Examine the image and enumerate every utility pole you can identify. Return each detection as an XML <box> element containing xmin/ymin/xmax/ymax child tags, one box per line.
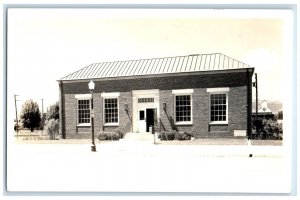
<box><xmin>14</xmin><ymin>94</ymin><xmax>19</xmax><ymax>138</ymax></box>
<box><xmin>255</xmin><ymin>73</ymin><xmax>258</xmax><ymax>121</ymax></box>
<box><xmin>252</xmin><ymin>73</ymin><xmax>258</xmax><ymax>139</ymax></box>
<box><xmin>41</xmin><ymin>98</ymin><xmax>44</xmax><ymax>115</ymax></box>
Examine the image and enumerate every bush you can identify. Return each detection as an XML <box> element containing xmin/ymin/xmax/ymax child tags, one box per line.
<box><xmin>252</xmin><ymin>119</ymin><xmax>283</xmax><ymax>140</ymax></box>
<box><xmin>166</xmin><ymin>130</ymin><xmax>176</xmax><ymax>140</ymax></box>
<box><xmin>98</xmin><ymin>132</ymin><xmax>109</xmax><ymax>140</ymax></box>
<box><xmin>158</xmin><ymin>131</ymin><xmax>166</xmax><ymax>140</ymax></box>
<box><xmin>159</xmin><ymin>130</ymin><xmax>193</xmax><ymax>141</ymax></box>
<box><xmin>263</xmin><ymin>119</ymin><xmax>283</xmax><ymax>139</ymax></box>
<box><xmin>98</xmin><ymin>131</ymin><xmax>120</xmax><ymax>141</ymax></box>
<box><xmin>114</xmin><ymin>128</ymin><xmax>125</xmax><ymax>139</ymax></box>
<box><xmin>176</xmin><ymin>132</ymin><xmax>186</xmax><ymax>140</ymax></box>
<box><xmin>44</xmin><ymin>119</ymin><xmax>59</xmax><ymax>139</ymax></box>
<box><xmin>111</xmin><ymin>132</ymin><xmax>120</xmax><ymax>140</ymax></box>
<box><xmin>184</xmin><ymin>130</ymin><xmax>194</xmax><ymax>140</ymax></box>
<box><xmin>159</xmin><ymin>130</ymin><xmax>175</xmax><ymax>141</ymax></box>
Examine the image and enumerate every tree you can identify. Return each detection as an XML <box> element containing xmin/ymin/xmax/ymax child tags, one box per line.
<box><xmin>44</xmin><ymin>119</ymin><xmax>59</xmax><ymax>139</ymax></box>
<box><xmin>277</xmin><ymin>110</ymin><xmax>283</xmax><ymax>120</ymax></box>
<box><xmin>46</xmin><ymin>102</ymin><xmax>59</xmax><ymax>120</ymax></box>
<box><xmin>39</xmin><ymin>113</ymin><xmax>47</xmax><ymax>130</ymax></box>
<box><xmin>20</xmin><ymin>99</ymin><xmax>41</xmax><ymax>132</ymax></box>
<box><xmin>44</xmin><ymin>102</ymin><xmax>60</xmax><ymax>139</ymax></box>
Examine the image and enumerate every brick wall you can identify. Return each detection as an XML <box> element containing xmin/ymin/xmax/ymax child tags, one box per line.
<box><xmin>63</xmin><ymin>71</ymin><xmax>248</xmax><ymax>94</ymax></box>
<box><xmin>158</xmin><ymin>86</ymin><xmax>247</xmax><ymax>138</ymax></box>
<box><xmin>61</xmin><ymin>70</ymin><xmax>251</xmax><ymax>138</ymax></box>
<box><xmin>63</xmin><ymin>92</ymin><xmax>132</xmax><ymax>139</ymax></box>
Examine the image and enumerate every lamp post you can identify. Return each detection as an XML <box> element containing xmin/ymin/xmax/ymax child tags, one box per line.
<box><xmin>88</xmin><ymin>80</ymin><xmax>96</xmax><ymax>152</ymax></box>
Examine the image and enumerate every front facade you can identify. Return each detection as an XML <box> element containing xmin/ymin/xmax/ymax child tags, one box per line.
<box><xmin>58</xmin><ymin>53</ymin><xmax>254</xmax><ymax>139</ymax></box>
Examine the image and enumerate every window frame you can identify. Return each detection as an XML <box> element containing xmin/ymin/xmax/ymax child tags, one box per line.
<box><xmin>172</xmin><ymin>89</ymin><xmax>193</xmax><ymax>125</ymax></box>
<box><xmin>101</xmin><ymin>92</ymin><xmax>120</xmax><ymax>126</ymax></box>
<box><xmin>76</xmin><ymin>96</ymin><xmax>92</xmax><ymax>127</ymax></box>
<box><xmin>209</xmin><ymin>92</ymin><xmax>229</xmax><ymax>125</ymax></box>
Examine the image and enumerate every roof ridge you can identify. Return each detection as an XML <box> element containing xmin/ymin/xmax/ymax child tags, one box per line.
<box><xmin>94</xmin><ymin>53</ymin><xmax>223</xmax><ymax>64</ymax></box>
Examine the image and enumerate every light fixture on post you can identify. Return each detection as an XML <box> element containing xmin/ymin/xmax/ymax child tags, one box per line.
<box><xmin>88</xmin><ymin>80</ymin><xmax>96</xmax><ymax>152</ymax></box>
<box><xmin>124</xmin><ymin>103</ymin><xmax>128</xmax><ymax>112</ymax></box>
<box><xmin>163</xmin><ymin>102</ymin><xmax>167</xmax><ymax>110</ymax></box>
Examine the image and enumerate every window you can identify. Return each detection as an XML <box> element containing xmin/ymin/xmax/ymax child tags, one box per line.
<box><xmin>104</xmin><ymin>98</ymin><xmax>119</xmax><ymax>124</ymax></box>
<box><xmin>139</xmin><ymin>110</ymin><xmax>145</xmax><ymax>120</ymax></box>
<box><xmin>210</xmin><ymin>93</ymin><xmax>227</xmax><ymax>123</ymax></box>
<box><xmin>78</xmin><ymin>99</ymin><xmax>90</xmax><ymax>125</ymax></box>
<box><xmin>175</xmin><ymin>95</ymin><xmax>192</xmax><ymax>123</ymax></box>
<box><xmin>138</xmin><ymin>98</ymin><xmax>154</xmax><ymax>103</ymax></box>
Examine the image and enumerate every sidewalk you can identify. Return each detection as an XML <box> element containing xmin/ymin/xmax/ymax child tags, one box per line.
<box><xmin>8</xmin><ymin>134</ymin><xmax>288</xmax><ymax>193</ymax></box>
<box><xmin>13</xmin><ymin>133</ymin><xmax>284</xmax><ymax>158</ymax></box>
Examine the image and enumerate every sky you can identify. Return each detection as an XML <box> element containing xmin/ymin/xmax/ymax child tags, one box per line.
<box><xmin>7</xmin><ymin>9</ymin><xmax>293</xmax><ymax>115</ymax></box>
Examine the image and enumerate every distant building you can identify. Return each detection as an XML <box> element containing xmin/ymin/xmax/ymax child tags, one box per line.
<box><xmin>58</xmin><ymin>53</ymin><xmax>254</xmax><ymax>139</ymax></box>
<box><xmin>252</xmin><ymin>100</ymin><xmax>275</xmax><ymax>120</ymax></box>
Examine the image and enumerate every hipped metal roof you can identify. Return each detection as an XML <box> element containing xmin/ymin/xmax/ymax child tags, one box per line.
<box><xmin>60</xmin><ymin>53</ymin><xmax>253</xmax><ymax>81</ymax></box>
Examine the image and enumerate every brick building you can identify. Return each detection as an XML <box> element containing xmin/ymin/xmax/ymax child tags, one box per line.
<box><xmin>58</xmin><ymin>53</ymin><xmax>254</xmax><ymax>139</ymax></box>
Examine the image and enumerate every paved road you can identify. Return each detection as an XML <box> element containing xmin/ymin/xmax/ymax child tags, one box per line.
<box><xmin>7</xmin><ymin>140</ymin><xmax>290</xmax><ymax>193</ymax></box>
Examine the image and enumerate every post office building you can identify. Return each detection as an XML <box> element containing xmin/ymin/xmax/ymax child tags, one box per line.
<box><xmin>58</xmin><ymin>53</ymin><xmax>254</xmax><ymax>139</ymax></box>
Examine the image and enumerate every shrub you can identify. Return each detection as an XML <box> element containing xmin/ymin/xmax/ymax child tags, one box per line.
<box><xmin>98</xmin><ymin>131</ymin><xmax>120</xmax><ymax>141</ymax></box>
<box><xmin>111</xmin><ymin>132</ymin><xmax>120</xmax><ymax>140</ymax></box>
<box><xmin>184</xmin><ymin>130</ymin><xmax>194</xmax><ymax>140</ymax></box>
<box><xmin>166</xmin><ymin>130</ymin><xmax>176</xmax><ymax>140</ymax></box>
<box><xmin>252</xmin><ymin>119</ymin><xmax>283</xmax><ymax>140</ymax></box>
<box><xmin>159</xmin><ymin>130</ymin><xmax>193</xmax><ymax>140</ymax></box>
<box><xmin>174</xmin><ymin>131</ymin><xmax>194</xmax><ymax>140</ymax></box>
<box><xmin>176</xmin><ymin>132</ymin><xmax>186</xmax><ymax>140</ymax></box>
<box><xmin>98</xmin><ymin>132</ymin><xmax>108</xmax><ymax>140</ymax></box>
<box><xmin>159</xmin><ymin>130</ymin><xmax>175</xmax><ymax>140</ymax></box>
<box><xmin>263</xmin><ymin>119</ymin><xmax>283</xmax><ymax>140</ymax></box>
<box><xmin>114</xmin><ymin>128</ymin><xmax>125</xmax><ymax>139</ymax></box>
<box><xmin>158</xmin><ymin>131</ymin><xmax>166</xmax><ymax>140</ymax></box>
<box><xmin>44</xmin><ymin>119</ymin><xmax>59</xmax><ymax>139</ymax></box>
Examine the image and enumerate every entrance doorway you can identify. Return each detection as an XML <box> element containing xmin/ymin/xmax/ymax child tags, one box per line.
<box><xmin>138</xmin><ymin>108</ymin><xmax>156</xmax><ymax>133</ymax></box>
<box><xmin>146</xmin><ymin>109</ymin><xmax>155</xmax><ymax>132</ymax></box>
<box><xmin>132</xmin><ymin>89</ymin><xmax>160</xmax><ymax>133</ymax></box>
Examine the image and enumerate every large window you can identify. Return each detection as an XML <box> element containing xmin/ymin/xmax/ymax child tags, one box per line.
<box><xmin>210</xmin><ymin>93</ymin><xmax>227</xmax><ymax>123</ymax></box>
<box><xmin>104</xmin><ymin>98</ymin><xmax>119</xmax><ymax>124</ymax></box>
<box><xmin>175</xmin><ymin>95</ymin><xmax>192</xmax><ymax>123</ymax></box>
<box><xmin>78</xmin><ymin>99</ymin><xmax>91</xmax><ymax>125</ymax></box>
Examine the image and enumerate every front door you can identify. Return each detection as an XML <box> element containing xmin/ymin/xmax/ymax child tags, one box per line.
<box><xmin>146</xmin><ymin>109</ymin><xmax>155</xmax><ymax>132</ymax></box>
<box><xmin>138</xmin><ymin>110</ymin><xmax>146</xmax><ymax>133</ymax></box>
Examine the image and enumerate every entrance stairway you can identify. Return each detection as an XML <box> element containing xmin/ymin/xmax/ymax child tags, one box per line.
<box><xmin>124</xmin><ymin>132</ymin><xmax>154</xmax><ymax>141</ymax></box>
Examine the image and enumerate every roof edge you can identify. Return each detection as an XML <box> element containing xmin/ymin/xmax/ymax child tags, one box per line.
<box><xmin>57</xmin><ymin>67</ymin><xmax>254</xmax><ymax>83</ymax></box>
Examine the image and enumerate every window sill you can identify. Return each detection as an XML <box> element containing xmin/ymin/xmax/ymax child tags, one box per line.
<box><xmin>209</xmin><ymin>122</ymin><xmax>228</xmax><ymax>125</ymax></box>
<box><xmin>77</xmin><ymin>124</ymin><xmax>91</xmax><ymax>127</ymax></box>
<box><xmin>104</xmin><ymin>123</ymin><xmax>119</xmax><ymax>127</ymax></box>
<box><xmin>175</xmin><ymin>122</ymin><xmax>193</xmax><ymax>126</ymax></box>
